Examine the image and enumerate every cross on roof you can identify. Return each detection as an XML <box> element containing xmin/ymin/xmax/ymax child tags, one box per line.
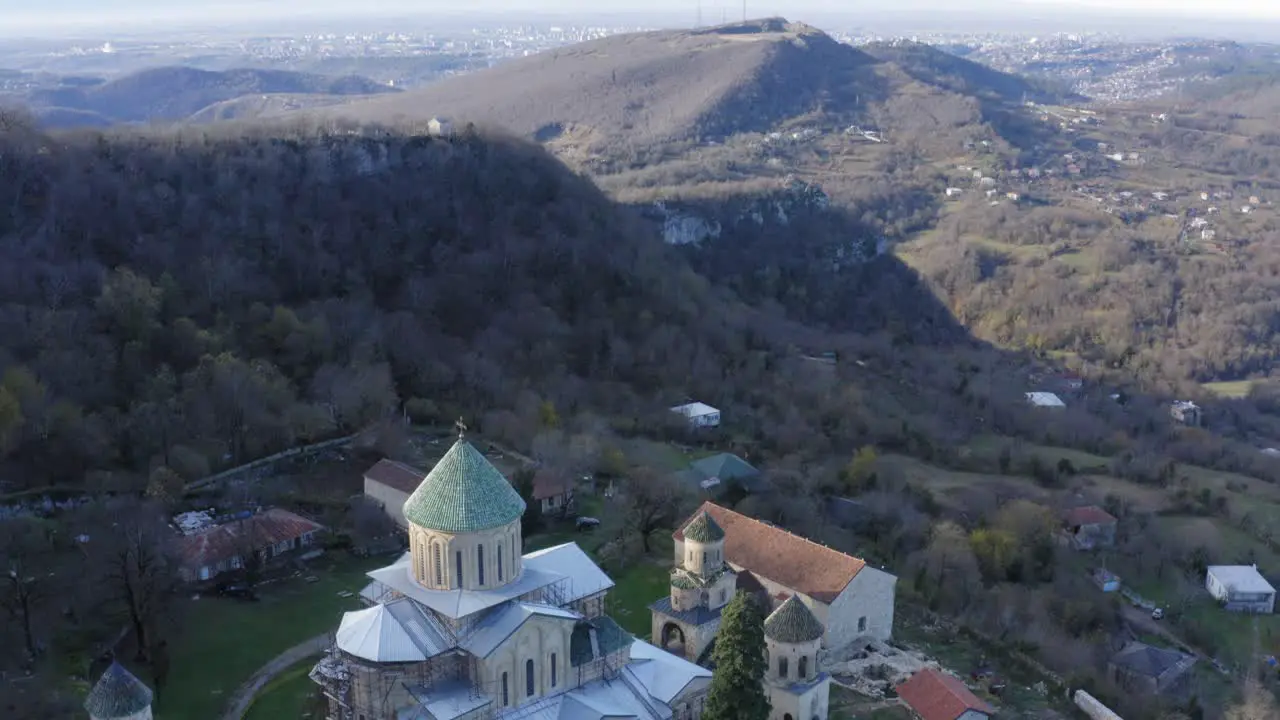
<box><xmin>455</xmin><ymin>417</ymin><xmax>468</xmax><ymax>439</ymax></box>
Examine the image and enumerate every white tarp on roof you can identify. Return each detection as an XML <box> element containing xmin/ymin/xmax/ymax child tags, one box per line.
<box><xmin>523</xmin><ymin>543</ymin><xmax>615</xmax><ymax>603</ymax></box>
<box><xmin>337</xmin><ymin>603</ymin><xmax>433</xmax><ymax>663</ymax></box>
<box><xmin>460</xmin><ymin>602</ymin><xmax>581</xmax><ymax>658</ymax></box>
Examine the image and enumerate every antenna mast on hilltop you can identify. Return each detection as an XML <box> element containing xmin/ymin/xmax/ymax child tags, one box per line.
<box><xmin>743</xmin><ymin>0</ymin><xmax>747</xmax><ymax>21</ymax></box>
<box><xmin>696</xmin><ymin>0</ymin><xmax>702</xmax><ymax>27</ymax></box>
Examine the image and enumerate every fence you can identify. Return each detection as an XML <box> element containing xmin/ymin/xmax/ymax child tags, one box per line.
<box><xmin>184</xmin><ymin>433</ymin><xmax>361</xmax><ymax>493</ymax></box>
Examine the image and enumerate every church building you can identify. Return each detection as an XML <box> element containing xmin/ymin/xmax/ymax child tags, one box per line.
<box><xmin>651</xmin><ymin>503</ymin><xmax>897</xmax><ymax>720</ymax></box>
<box><xmin>310</xmin><ymin>428</ymin><xmax>712</xmax><ymax>720</ymax></box>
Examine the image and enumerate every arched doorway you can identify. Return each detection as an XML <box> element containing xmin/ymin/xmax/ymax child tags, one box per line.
<box><xmin>660</xmin><ymin>622</ymin><xmax>686</xmax><ymax>655</ymax></box>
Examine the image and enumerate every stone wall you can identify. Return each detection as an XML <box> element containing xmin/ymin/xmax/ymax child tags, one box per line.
<box><xmin>827</xmin><ymin>566</ymin><xmax>897</xmax><ymax>648</ymax></box>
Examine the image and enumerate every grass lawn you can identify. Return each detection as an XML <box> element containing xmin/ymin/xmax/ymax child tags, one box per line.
<box><xmin>156</xmin><ymin>553</ymin><xmax>382</xmax><ymax>720</ymax></box>
<box><xmin>243</xmin><ymin>654</ymin><xmax>324</xmax><ymax>720</ymax></box>
<box><xmin>1203</xmin><ymin>380</ymin><xmax>1255</xmax><ymax>398</ymax></box>
<box><xmin>607</xmin><ymin>561</ymin><xmax>672</xmax><ymax>638</ymax></box>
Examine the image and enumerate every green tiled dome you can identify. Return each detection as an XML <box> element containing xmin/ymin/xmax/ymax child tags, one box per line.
<box><xmin>403</xmin><ymin>439</ymin><xmax>526</xmax><ymax>533</ymax></box>
<box><xmin>683</xmin><ymin>510</ymin><xmax>725</xmax><ymax>543</ymax></box>
<box><xmin>84</xmin><ymin>663</ymin><xmax>153</xmax><ymax>718</ymax></box>
<box><xmin>764</xmin><ymin>596</ymin><xmax>825</xmax><ymax>644</ymax></box>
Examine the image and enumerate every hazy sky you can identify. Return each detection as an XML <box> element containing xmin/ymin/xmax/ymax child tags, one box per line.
<box><xmin>3</xmin><ymin>0</ymin><xmax>1280</xmax><ymax>35</ymax></box>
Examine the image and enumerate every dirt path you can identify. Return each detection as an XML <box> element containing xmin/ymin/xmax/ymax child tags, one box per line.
<box><xmin>221</xmin><ymin>634</ymin><xmax>330</xmax><ymax>720</ymax></box>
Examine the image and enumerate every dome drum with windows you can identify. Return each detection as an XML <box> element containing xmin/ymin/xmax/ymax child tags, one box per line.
<box><xmin>403</xmin><ymin>429</ymin><xmax>528</xmax><ymax>592</ymax></box>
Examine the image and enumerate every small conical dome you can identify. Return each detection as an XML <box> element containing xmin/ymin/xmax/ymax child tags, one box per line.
<box><xmin>84</xmin><ymin>662</ymin><xmax>153</xmax><ymax>719</ymax></box>
<box><xmin>683</xmin><ymin>510</ymin><xmax>725</xmax><ymax>543</ymax></box>
<box><xmin>402</xmin><ymin>438</ymin><xmax>526</xmax><ymax>533</ymax></box>
<box><xmin>764</xmin><ymin>596</ymin><xmax>825</xmax><ymax>644</ymax></box>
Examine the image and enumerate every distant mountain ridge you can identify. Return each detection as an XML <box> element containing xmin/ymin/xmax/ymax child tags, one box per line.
<box><xmin>859</xmin><ymin>39</ymin><xmax>1083</xmax><ymax>105</ymax></box>
<box><xmin>323</xmin><ymin>18</ymin><xmax>886</xmax><ymax>152</ymax></box>
<box><xmin>24</xmin><ymin>66</ymin><xmax>399</xmax><ymax>127</ymax></box>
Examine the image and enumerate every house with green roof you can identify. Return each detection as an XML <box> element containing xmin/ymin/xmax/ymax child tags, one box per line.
<box><xmin>677</xmin><ymin>452</ymin><xmax>762</xmax><ymax>494</ymax></box>
<box><xmin>314</xmin><ymin>431</ymin><xmax>714</xmax><ymax>720</ymax></box>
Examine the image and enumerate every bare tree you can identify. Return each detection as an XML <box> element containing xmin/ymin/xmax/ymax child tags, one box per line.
<box><xmin>91</xmin><ymin>501</ymin><xmax>178</xmax><ymax>662</ymax></box>
<box><xmin>0</xmin><ymin>518</ymin><xmax>58</xmax><ymax>663</ymax></box>
<box><xmin>620</xmin><ymin>467</ymin><xmax>689</xmax><ymax>554</ymax></box>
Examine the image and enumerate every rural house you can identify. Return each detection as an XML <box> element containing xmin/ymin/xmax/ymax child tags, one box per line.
<box><xmin>1205</xmin><ymin>564</ymin><xmax>1276</xmax><ymax>613</ymax></box>
<box><xmin>653</xmin><ymin>502</ymin><xmax>896</xmax><ymax>663</ymax></box>
<box><xmin>670</xmin><ymin>401</ymin><xmax>721</xmax><ymax>428</ymax></box>
<box><xmin>677</xmin><ymin>452</ymin><xmax>761</xmax><ymax>493</ymax></box>
<box><xmin>896</xmin><ymin>668</ymin><xmax>993</xmax><ymax>720</ymax></box>
<box><xmin>174</xmin><ymin>508</ymin><xmax>324</xmax><ymax>583</ymax></box>
<box><xmin>531</xmin><ymin>469</ymin><xmax>574</xmax><ymax>515</ymax></box>
<box><xmin>427</xmin><ymin>116</ymin><xmax>454</xmax><ymax>137</ymax></box>
<box><xmin>1171</xmin><ymin>400</ymin><xmax>1202</xmax><ymax>427</ymax></box>
<box><xmin>363</xmin><ymin>458</ymin><xmax>425</xmax><ymax>528</ymax></box>
<box><xmin>1108</xmin><ymin>642</ymin><xmax>1196</xmax><ymax>695</ymax></box>
<box><xmin>1061</xmin><ymin>505</ymin><xmax>1118</xmax><ymax>550</ymax></box>
<box><xmin>1025</xmin><ymin>391</ymin><xmax>1066</xmax><ymax>408</ymax></box>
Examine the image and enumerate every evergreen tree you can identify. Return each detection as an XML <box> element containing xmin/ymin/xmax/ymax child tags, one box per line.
<box><xmin>702</xmin><ymin>591</ymin><xmax>770</xmax><ymax>720</ymax></box>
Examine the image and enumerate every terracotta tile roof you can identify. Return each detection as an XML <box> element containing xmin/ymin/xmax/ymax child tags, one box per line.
<box><xmin>174</xmin><ymin>508</ymin><xmax>324</xmax><ymax>571</ymax></box>
<box><xmin>531</xmin><ymin>470</ymin><xmax>573</xmax><ymax>500</ymax></box>
<box><xmin>364</xmin><ymin>458</ymin><xmax>426</xmax><ymax>494</ymax></box>
<box><xmin>896</xmin><ymin>668</ymin><xmax>994</xmax><ymax>720</ymax></box>
<box><xmin>1062</xmin><ymin>505</ymin><xmax>1117</xmax><ymax>527</ymax></box>
<box><xmin>673</xmin><ymin>502</ymin><xmax>865</xmax><ymax>603</ymax></box>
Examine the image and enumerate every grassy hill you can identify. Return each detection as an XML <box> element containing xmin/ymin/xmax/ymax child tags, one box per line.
<box><xmin>328</xmin><ymin>18</ymin><xmax>884</xmax><ymax>153</ymax></box>
<box><xmin>26</xmin><ymin>66</ymin><xmax>398</xmax><ymax>127</ymax></box>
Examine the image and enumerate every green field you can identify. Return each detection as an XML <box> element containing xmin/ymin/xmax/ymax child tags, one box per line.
<box><xmin>156</xmin><ymin>554</ymin><xmax>380</xmax><ymax>720</ymax></box>
<box><xmin>243</xmin><ymin>655</ymin><xmax>324</xmax><ymax>720</ymax></box>
<box><xmin>1203</xmin><ymin>380</ymin><xmax>1256</xmax><ymax>398</ymax></box>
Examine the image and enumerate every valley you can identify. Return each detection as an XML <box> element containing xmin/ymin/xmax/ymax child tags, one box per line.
<box><xmin>5</xmin><ymin>12</ymin><xmax>1280</xmax><ymax>720</ymax></box>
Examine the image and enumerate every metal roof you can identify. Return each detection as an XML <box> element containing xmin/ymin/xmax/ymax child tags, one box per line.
<box><xmin>366</xmin><ymin>556</ymin><xmax>565</xmax><ymax>620</ymax></box>
<box><xmin>335</xmin><ymin>600</ymin><xmax>449</xmax><ymax>663</ymax></box>
<box><xmin>1025</xmin><ymin>391</ymin><xmax>1066</xmax><ymax>408</ymax></box>
<box><xmin>1208</xmin><ymin>565</ymin><xmax>1277</xmax><ymax>595</ymax></box>
<box><xmin>459</xmin><ymin>602</ymin><xmax>581</xmax><ymax>658</ymax></box>
<box><xmin>523</xmin><ymin>542</ymin><xmax>615</xmax><ymax>603</ymax></box>
<box><xmin>84</xmin><ymin>662</ymin><xmax>153</xmax><ymax>719</ymax></box>
<box><xmin>670</xmin><ymin>402</ymin><xmax>719</xmax><ymax>417</ymax></box>
<box><xmin>402</xmin><ymin>438</ymin><xmax>526</xmax><ymax>533</ymax></box>
<box><xmin>626</xmin><ymin>639</ymin><xmax>712</xmax><ymax>704</ymax></box>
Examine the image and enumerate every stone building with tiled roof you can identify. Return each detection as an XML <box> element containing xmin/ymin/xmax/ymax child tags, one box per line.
<box><xmin>312</xmin><ymin>428</ymin><xmax>712</xmax><ymax>720</ymax></box>
<box><xmin>363</xmin><ymin>458</ymin><xmax>427</xmax><ymax>528</ymax></box>
<box><xmin>173</xmin><ymin>507</ymin><xmax>324</xmax><ymax>583</ymax></box>
<box><xmin>763</xmin><ymin>597</ymin><xmax>831</xmax><ymax>720</ymax></box>
<box><xmin>654</xmin><ymin>502</ymin><xmax>897</xmax><ymax>665</ymax></box>
<box><xmin>85</xmin><ymin>662</ymin><xmax>153</xmax><ymax>720</ymax></box>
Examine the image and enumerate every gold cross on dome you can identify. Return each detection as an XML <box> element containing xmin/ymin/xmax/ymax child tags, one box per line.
<box><xmin>455</xmin><ymin>417</ymin><xmax>468</xmax><ymax>438</ymax></box>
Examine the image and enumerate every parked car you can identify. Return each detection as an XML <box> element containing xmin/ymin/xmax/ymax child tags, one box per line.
<box><xmin>575</xmin><ymin>516</ymin><xmax>601</xmax><ymax>532</ymax></box>
<box><xmin>217</xmin><ymin>583</ymin><xmax>259</xmax><ymax>602</ymax></box>
<box><xmin>1151</xmin><ymin>607</ymin><xmax>1164</xmax><ymax>620</ymax></box>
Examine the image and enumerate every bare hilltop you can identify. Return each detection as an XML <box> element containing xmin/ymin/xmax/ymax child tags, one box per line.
<box><xmin>327</xmin><ymin>19</ymin><xmax>885</xmax><ymax>150</ymax></box>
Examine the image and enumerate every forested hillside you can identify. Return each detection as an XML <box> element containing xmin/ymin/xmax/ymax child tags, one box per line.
<box><xmin>0</xmin><ymin>112</ymin><xmax>1055</xmax><ymax>494</ymax></box>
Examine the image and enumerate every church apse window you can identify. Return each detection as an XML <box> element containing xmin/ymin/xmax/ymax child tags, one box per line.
<box><xmin>778</xmin><ymin>656</ymin><xmax>788</xmax><ymax>678</ymax></box>
<box><xmin>502</xmin><ymin>672</ymin><xmax>509</xmax><ymax>706</ymax></box>
<box><xmin>456</xmin><ymin>550</ymin><xmax>464</xmax><ymax>587</ymax></box>
<box><xmin>526</xmin><ymin>658</ymin><xmax>535</xmax><ymax>697</ymax></box>
<box><xmin>551</xmin><ymin>653</ymin><xmax>557</xmax><ymax>687</ymax></box>
<box><xmin>798</xmin><ymin>655</ymin><xmax>808</xmax><ymax>679</ymax></box>
<box><xmin>478</xmin><ymin>543</ymin><xmax>485</xmax><ymax>585</ymax></box>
